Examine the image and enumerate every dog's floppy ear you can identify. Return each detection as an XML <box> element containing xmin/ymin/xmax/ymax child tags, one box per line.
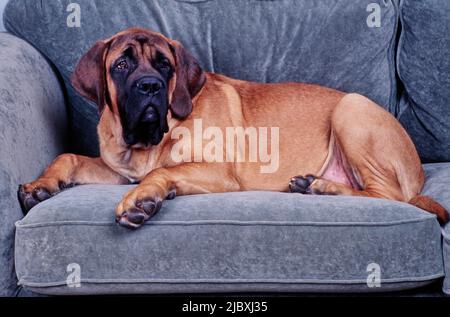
<box><xmin>71</xmin><ymin>40</ymin><xmax>111</xmax><ymax>114</ymax></box>
<box><xmin>169</xmin><ymin>40</ymin><xmax>206</xmax><ymax>119</ymax></box>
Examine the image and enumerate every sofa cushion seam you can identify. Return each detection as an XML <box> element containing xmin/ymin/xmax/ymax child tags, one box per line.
<box><xmin>18</xmin><ymin>273</ymin><xmax>445</xmax><ymax>288</ymax></box>
<box><xmin>15</xmin><ymin>216</ymin><xmax>438</xmax><ymax>229</ymax></box>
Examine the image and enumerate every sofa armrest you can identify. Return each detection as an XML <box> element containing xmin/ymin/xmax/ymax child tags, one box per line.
<box><xmin>0</xmin><ymin>33</ymin><xmax>67</xmax><ymax>296</ymax></box>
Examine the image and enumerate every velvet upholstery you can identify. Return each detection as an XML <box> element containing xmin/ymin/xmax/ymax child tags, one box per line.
<box><xmin>397</xmin><ymin>0</ymin><xmax>450</xmax><ymax>162</ymax></box>
<box><xmin>422</xmin><ymin>163</ymin><xmax>450</xmax><ymax>294</ymax></box>
<box><xmin>443</xmin><ymin>224</ymin><xmax>450</xmax><ymax>295</ymax></box>
<box><xmin>0</xmin><ymin>33</ymin><xmax>67</xmax><ymax>296</ymax></box>
<box><xmin>15</xmin><ymin>180</ymin><xmax>445</xmax><ymax>295</ymax></box>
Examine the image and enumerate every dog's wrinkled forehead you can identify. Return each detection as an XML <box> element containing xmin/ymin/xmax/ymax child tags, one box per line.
<box><xmin>106</xmin><ymin>30</ymin><xmax>175</xmax><ymax>66</ymax></box>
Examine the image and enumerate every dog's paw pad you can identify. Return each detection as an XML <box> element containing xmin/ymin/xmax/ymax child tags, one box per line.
<box><xmin>166</xmin><ymin>189</ymin><xmax>176</xmax><ymax>200</ymax></box>
<box><xmin>289</xmin><ymin>174</ymin><xmax>316</xmax><ymax>194</ymax></box>
<box><xmin>17</xmin><ymin>185</ymin><xmax>52</xmax><ymax>214</ymax></box>
<box><xmin>116</xmin><ymin>196</ymin><xmax>163</xmax><ymax>229</ymax></box>
<box><xmin>116</xmin><ymin>208</ymin><xmax>148</xmax><ymax>229</ymax></box>
<box><xmin>135</xmin><ymin>198</ymin><xmax>161</xmax><ymax>217</ymax></box>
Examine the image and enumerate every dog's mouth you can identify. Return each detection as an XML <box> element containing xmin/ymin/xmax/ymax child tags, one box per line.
<box><xmin>123</xmin><ymin>103</ymin><xmax>168</xmax><ymax>147</ymax></box>
<box><xmin>140</xmin><ymin>105</ymin><xmax>159</xmax><ymax>124</ymax></box>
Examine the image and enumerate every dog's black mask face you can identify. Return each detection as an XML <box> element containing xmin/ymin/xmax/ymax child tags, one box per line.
<box><xmin>109</xmin><ymin>35</ymin><xmax>174</xmax><ymax>147</ymax></box>
<box><xmin>71</xmin><ymin>28</ymin><xmax>206</xmax><ymax>148</ymax></box>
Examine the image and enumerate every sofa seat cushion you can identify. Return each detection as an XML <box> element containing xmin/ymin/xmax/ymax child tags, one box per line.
<box><xmin>443</xmin><ymin>225</ymin><xmax>450</xmax><ymax>295</ymax></box>
<box><xmin>15</xmin><ymin>177</ymin><xmax>445</xmax><ymax>295</ymax></box>
<box><xmin>422</xmin><ymin>163</ymin><xmax>450</xmax><ymax>294</ymax></box>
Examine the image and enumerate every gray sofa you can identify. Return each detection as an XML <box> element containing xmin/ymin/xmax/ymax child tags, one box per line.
<box><xmin>1</xmin><ymin>0</ymin><xmax>449</xmax><ymax>296</ymax></box>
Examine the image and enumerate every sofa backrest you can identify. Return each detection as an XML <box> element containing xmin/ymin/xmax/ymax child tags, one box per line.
<box><xmin>0</xmin><ymin>0</ymin><xmax>7</xmax><ymax>32</ymax></box>
<box><xmin>5</xmin><ymin>0</ymin><xmax>445</xmax><ymax>163</ymax></box>
<box><xmin>396</xmin><ymin>0</ymin><xmax>450</xmax><ymax>163</ymax></box>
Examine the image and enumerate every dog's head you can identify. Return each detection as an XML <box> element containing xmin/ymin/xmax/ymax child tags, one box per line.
<box><xmin>71</xmin><ymin>28</ymin><xmax>206</xmax><ymax>147</ymax></box>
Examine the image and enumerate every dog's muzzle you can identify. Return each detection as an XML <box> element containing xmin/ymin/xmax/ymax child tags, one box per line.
<box><xmin>140</xmin><ymin>106</ymin><xmax>159</xmax><ymax>123</ymax></box>
<box><xmin>122</xmin><ymin>76</ymin><xmax>169</xmax><ymax>146</ymax></box>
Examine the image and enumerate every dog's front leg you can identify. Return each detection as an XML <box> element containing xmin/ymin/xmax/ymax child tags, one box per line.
<box><xmin>116</xmin><ymin>163</ymin><xmax>240</xmax><ymax>228</ymax></box>
<box><xmin>18</xmin><ymin>154</ymin><xmax>129</xmax><ymax>213</ymax></box>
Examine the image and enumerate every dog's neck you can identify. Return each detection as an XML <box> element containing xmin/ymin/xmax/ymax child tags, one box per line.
<box><xmin>97</xmin><ymin>107</ymin><xmax>180</xmax><ymax>183</ymax></box>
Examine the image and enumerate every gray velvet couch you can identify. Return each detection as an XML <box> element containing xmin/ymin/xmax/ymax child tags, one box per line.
<box><xmin>1</xmin><ymin>0</ymin><xmax>449</xmax><ymax>296</ymax></box>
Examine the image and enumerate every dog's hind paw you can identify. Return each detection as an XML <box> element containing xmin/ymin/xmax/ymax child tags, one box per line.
<box><xmin>289</xmin><ymin>174</ymin><xmax>316</xmax><ymax>194</ymax></box>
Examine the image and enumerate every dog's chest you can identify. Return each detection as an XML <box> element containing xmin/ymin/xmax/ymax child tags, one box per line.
<box><xmin>101</xmin><ymin>146</ymin><xmax>158</xmax><ymax>183</ymax></box>
<box><xmin>98</xmin><ymin>112</ymin><xmax>159</xmax><ymax>183</ymax></box>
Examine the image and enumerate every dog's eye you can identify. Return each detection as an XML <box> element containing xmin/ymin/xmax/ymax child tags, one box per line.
<box><xmin>158</xmin><ymin>58</ymin><xmax>171</xmax><ymax>70</ymax></box>
<box><xmin>116</xmin><ymin>60</ymin><xmax>128</xmax><ymax>71</ymax></box>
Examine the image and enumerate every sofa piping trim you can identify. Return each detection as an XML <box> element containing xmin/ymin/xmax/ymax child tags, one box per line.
<box><xmin>15</xmin><ymin>216</ymin><xmax>438</xmax><ymax>229</ymax></box>
<box><xmin>17</xmin><ymin>273</ymin><xmax>445</xmax><ymax>288</ymax></box>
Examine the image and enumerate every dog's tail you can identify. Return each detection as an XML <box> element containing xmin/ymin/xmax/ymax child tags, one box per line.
<box><xmin>408</xmin><ymin>195</ymin><xmax>449</xmax><ymax>224</ymax></box>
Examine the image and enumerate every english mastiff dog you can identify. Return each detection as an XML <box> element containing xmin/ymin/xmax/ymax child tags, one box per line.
<box><xmin>18</xmin><ymin>28</ymin><xmax>448</xmax><ymax>228</ymax></box>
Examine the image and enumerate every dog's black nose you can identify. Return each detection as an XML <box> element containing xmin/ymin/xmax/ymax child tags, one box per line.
<box><xmin>136</xmin><ymin>77</ymin><xmax>162</xmax><ymax>96</ymax></box>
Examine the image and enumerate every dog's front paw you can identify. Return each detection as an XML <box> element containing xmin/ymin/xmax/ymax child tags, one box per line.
<box><xmin>115</xmin><ymin>185</ymin><xmax>165</xmax><ymax>229</ymax></box>
<box><xmin>18</xmin><ymin>178</ymin><xmax>65</xmax><ymax>214</ymax></box>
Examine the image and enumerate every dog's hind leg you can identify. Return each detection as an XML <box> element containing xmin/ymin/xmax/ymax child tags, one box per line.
<box><xmin>290</xmin><ymin>93</ymin><xmax>449</xmax><ymax>223</ymax></box>
<box><xmin>289</xmin><ymin>172</ymin><xmax>448</xmax><ymax>224</ymax></box>
<box><xmin>290</xmin><ymin>174</ymin><xmax>397</xmax><ymax>198</ymax></box>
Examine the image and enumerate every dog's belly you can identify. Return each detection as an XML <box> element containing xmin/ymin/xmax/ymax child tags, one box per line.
<box><xmin>319</xmin><ymin>136</ymin><xmax>362</xmax><ymax>190</ymax></box>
